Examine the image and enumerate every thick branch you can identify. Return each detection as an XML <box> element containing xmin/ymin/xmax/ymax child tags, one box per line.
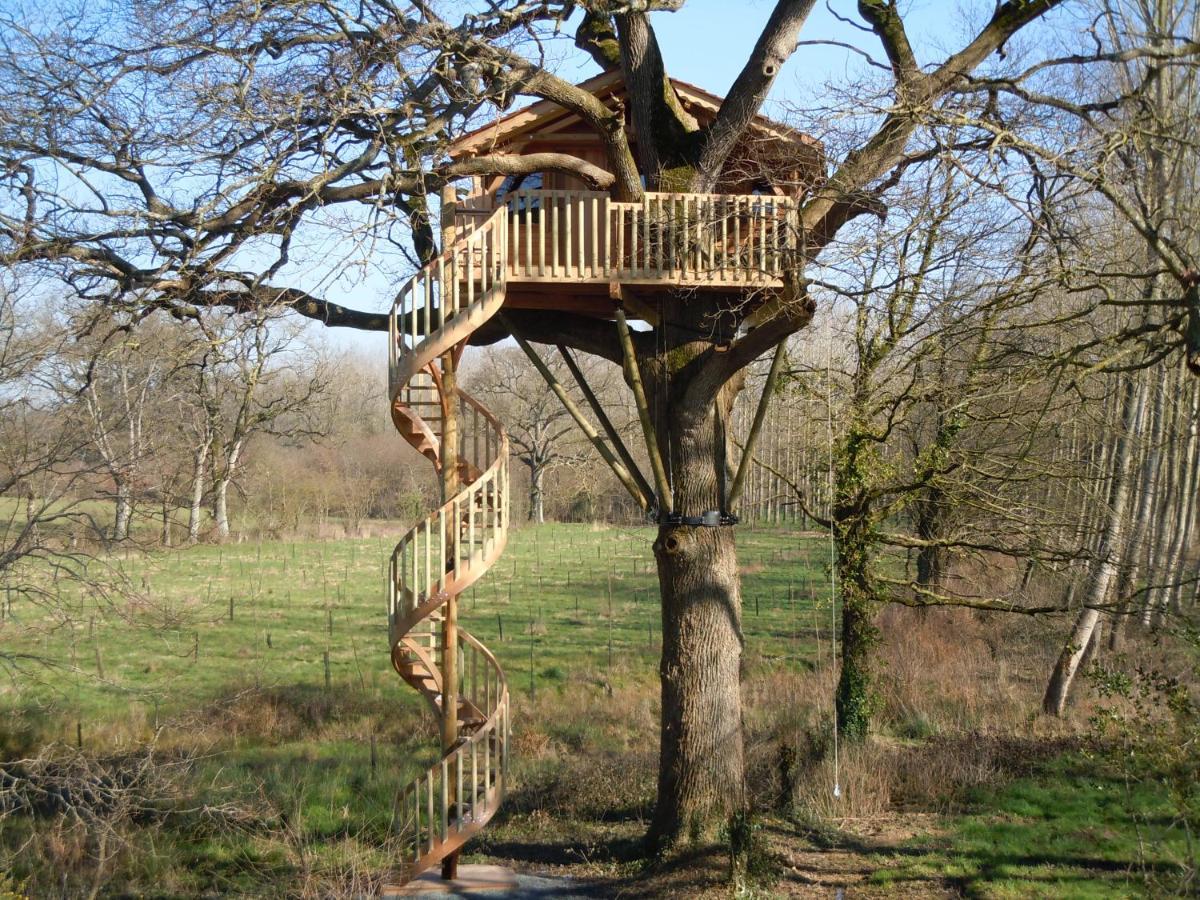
<box><xmin>167</xmin><ymin>284</ymin><xmax>389</xmax><ymax>331</ymax></box>
<box><xmin>857</xmin><ymin>1</ymin><xmax>918</xmax><ymax>84</ymax></box>
<box><xmin>696</xmin><ymin>0</ymin><xmax>818</xmax><ymax>187</ymax></box>
<box><xmin>575</xmin><ymin>11</ymin><xmax>622</xmax><ymax>72</ymax></box>
<box><xmin>615</xmin><ymin>10</ymin><xmax>699</xmax><ymax>187</ymax></box>
<box><xmin>465</xmin><ymin>36</ymin><xmax>643</xmax><ymax>199</ymax></box>
<box><xmin>692</xmin><ymin>279</ymin><xmax>815</xmax><ymax>397</ymax></box>
<box><xmin>801</xmin><ymin>0</ymin><xmax>1065</xmax><ymax>250</ymax></box>
<box><xmin>449</xmin><ymin>153</ymin><xmax>614</xmax><ymax>190</ymax></box>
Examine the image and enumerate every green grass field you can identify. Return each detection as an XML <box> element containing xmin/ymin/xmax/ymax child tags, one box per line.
<box><xmin>2</xmin><ymin>523</ymin><xmax>829</xmax><ymax>730</ymax></box>
<box><xmin>0</xmin><ymin>523</ymin><xmax>1190</xmax><ymax>897</ymax></box>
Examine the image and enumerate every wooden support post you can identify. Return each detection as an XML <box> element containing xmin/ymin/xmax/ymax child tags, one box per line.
<box><xmin>615</xmin><ymin>285</ymin><xmax>661</xmax><ymax>327</ymax></box>
<box><xmin>438</xmin><ymin>347</ymin><xmax>460</xmax><ymax>882</ymax></box>
<box><xmin>613</xmin><ymin>305</ymin><xmax>673</xmax><ymax>516</ymax></box>
<box><xmin>556</xmin><ymin>344</ymin><xmax>656</xmax><ymax>507</ymax></box>
<box><xmin>505</xmin><ymin>320</ymin><xmax>651</xmax><ymax>512</ymax></box>
<box><xmin>729</xmin><ymin>342</ymin><xmax>786</xmax><ymax>509</ymax></box>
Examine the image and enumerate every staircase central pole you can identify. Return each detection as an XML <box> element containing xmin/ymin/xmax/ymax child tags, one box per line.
<box><xmin>439</xmin><ymin>185</ymin><xmax>461</xmax><ymax>882</ymax></box>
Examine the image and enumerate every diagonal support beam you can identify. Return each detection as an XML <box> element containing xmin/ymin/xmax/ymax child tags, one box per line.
<box><xmin>728</xmin><ymin>342</ymin><xmax>786</xmax><ymax>509</ymax></box>
<box><xmin>505</xmin><ymin>319</ymin><xmax>652</xmax><ymax>513</ymax></box>
<box><xmin>556</xmin><ymin>344</ymin><xmax>657</xmax><ymax>508</ymax></box>
<box><xmin>614</xmin><ymin>307</ymin><xmax>673</xmax><ymax>517</ymax></box>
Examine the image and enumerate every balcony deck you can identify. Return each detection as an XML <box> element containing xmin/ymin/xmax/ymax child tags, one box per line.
<box><xmin>457</xmin><ymin>189</ymin><xmax>798</xmax><ymax>295</ymax></box>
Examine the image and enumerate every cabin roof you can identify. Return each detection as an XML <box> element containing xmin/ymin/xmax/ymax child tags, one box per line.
<box><xmin>448</xmin><ymin>69</ymin><xmax>818</xmax><ymax>159</ymax></box>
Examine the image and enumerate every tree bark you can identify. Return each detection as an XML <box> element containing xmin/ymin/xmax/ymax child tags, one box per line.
<box><xmin>1043</xmin><ymin>373</ymin><xmax>1146</xmax><ymax>716</ymax></box>
<box><xmin>213</xmin><ymin>439</ymin><xmax>243</xmax><ymax>541</ymax></box>
<box><xmin>1164</xmin><ymin>380</ymin><xmax>1199</xmax><ymax>614</ymax></box>
<box><xmin>527</xmin><ymin>461</ymin><xmax>545</xmax><ymax>524</ymax></box>
<box><xmin>833</xmin><ymin>421</ymin><xmax>879</xmax><ymax>741</ymax></box>
<box><xmin>641</xmin><ymin>302</ymin><xmax>748</xmax><ymax>847</ymax></box>
<box><xmin>187</xmin><ymin>439</ymin><xmax>209</xmax><ymax>543</ymax></box>
<box><xmin>213</xmin><ymin>476</ymin><xmax>231</xmax><ymax>540</ymax></box>
<box><xmin>1112</xmin><ymin>372</ymin><xmax>1164</xmax><ymax>644</ymax></box>
<box><xmin>113</xmin><ymin>479</ymin><xmax>133</xmax><ymax>541</ymax></box>
<box><xmin>652</xmin><ymin>524</ymin><xmax>745</xmax><ymax>844</ymax></box>
<box><xmin>160</xmin><ymin>497</ymin><xmax>172</xmax><ymax>547</ymax></box>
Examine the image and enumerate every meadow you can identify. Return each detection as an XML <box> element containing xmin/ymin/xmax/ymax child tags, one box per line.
<box><xmin>0</xmin><ymin>523</ymin><xmax>1191</xmax><ymax>897</ymax></box>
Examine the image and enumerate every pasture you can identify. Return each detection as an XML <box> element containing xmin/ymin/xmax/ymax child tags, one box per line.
<box><xmin>0</xmin><ymin>524</ymin><xmax>1189</xmax><ymax>897</ymax></box>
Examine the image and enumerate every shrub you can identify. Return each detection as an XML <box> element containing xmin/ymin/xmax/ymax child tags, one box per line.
<box><xmin>1088</xmin><ymin>627</ymin><xmax>1200</xmax><ymax>895</ymax></box>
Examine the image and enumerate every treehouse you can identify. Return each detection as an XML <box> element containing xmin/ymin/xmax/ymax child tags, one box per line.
<box><xmin>439</xmin><ymin>69</ymin><xmax>824</xmax><ymax>320</ymax></box>
<box><xmin>382</xmin><ymin>73</ymin><xmax>822</xmax><ymax>892</ymax></box>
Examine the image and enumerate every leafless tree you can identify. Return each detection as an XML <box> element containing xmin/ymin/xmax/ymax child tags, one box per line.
<box><xmin>0</xmin><ymin>280</ymin><xmax>130</xmax><ymax>675</ymax></box>
<box><xmin>464</xmin><ymin>346</ymin><xmax>628</xmax><ymax>523</ymax></box>
<box><xmin>188</xmin><ymin>312</ymin><xmax>333</xmax><ymax>540</ymax></box>
<box><xmin>769</xmin><ymin>158</ymin><xmax>1092</xmax><ymax>736</ymax></box>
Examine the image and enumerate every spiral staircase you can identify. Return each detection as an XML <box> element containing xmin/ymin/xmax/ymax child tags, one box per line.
<box><xmin>382</xmin><ymin>187</ymin><xmax>799</xmax><ymax>885</ymax></box>
<box><xmin>386</xmin><ymin>206</ymin><xmax>511</xmax><ymax>883</ymax></box>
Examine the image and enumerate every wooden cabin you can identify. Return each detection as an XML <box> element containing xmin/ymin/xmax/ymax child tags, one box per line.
<box><xmin>442</xmin><ymin>71</ymin><xmax>824</xmax><ymax>319</ymax></box>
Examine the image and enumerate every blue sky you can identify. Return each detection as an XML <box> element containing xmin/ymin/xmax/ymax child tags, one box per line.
<box><xmin>625</xmin><ymin>0</ymin><xmax>942</xmax><ymax>105</ymax></box>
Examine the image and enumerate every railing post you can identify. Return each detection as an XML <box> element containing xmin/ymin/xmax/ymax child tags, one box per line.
<box><xmin>564</xmin><ymin>192</ymin><xmax>573</xmax><ymax>276</ymax></box>
<box><xmin>388</xmin><ymin>300</ymin><xmax>398</xmax><ymax>388</ymax></box>
<box><xmin>591</xmin><ymin>193</ymin><xmax>600</xmax><ymax>279</ymax></box>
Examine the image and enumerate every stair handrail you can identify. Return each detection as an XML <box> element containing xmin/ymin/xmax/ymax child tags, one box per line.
<box><xmin>387</xmin><ymin>392</ymin><xmax>509</xmax><ymax>643</ymax></box>
<box><xmin>388</xmin><ymin>204</ymin><xmax>510</xmax><ymax>390</ymax></box>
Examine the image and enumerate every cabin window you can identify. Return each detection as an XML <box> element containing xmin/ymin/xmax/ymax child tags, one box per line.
<box><xmin>496</xmin><ymin>172</ymin><xmax>543</xmax><ymax>213</ymax></box>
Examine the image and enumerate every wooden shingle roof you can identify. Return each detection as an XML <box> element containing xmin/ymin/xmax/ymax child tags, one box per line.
<box><xmin>448</xmin><ymin>70</ymin><xmax>819</xmax><ymax>159</ymax></box>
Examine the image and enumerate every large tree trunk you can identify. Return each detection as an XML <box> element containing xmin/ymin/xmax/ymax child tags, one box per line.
<box><xmin>836</xmin><ymin>532</ymin><xmax>876</xmax><ymax>740</ymax></box>
<box><xmin>1162</xmin><ymin>380</ymin><xmax>1199</xmax><ymax>615</ymax></box>
<box><xmin>833</xmin><ymin>421</ymin><xmax>879</xmax><ymax>741</ymax></box>
<box><xmin>1043</xmin><ymin>373</ymin><xmax>1145</xmax><ymax>716</ymax></box>
<box><xmin>213</xmin><ymin>476</ymin><xmax>231</xmax><ymax>540</ymax></box>
<box><xmin>913</xmin><ymin>487</ymin><xmax>946</xmax><ymax>589</ymax></box>
<box><xmin>212</xmin><ymin>439</ymin><xmax>243</xmax><ymax>541</ymax></box>
<box><xmin>652</xmin><ymin>524</ymin><xmax>745</xmax><ymax>843</ymax></box>
<box><xmin>1145</xmin><ymin>370</ymin><xmax>1184</xmax><ymax>624</ymax></box>
<box><xmin>1111</xmin><ymin>371</ymin><xmax>1166</xmax><ymax>647</ymax></box>
<box><xmin>643</xmin><ymin>303</ymin><xmax>747</xmax><ymax>847</ymax></box>
<box><xmin>527</xmin><ymin>462</ymin><xmax>545</xmax><ymax>524</ymax></box>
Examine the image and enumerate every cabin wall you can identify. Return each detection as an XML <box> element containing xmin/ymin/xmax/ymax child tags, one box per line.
<box><xmin>456</xmin><ymin>102</ymin><xmax>819</xmax><ymax>209</ymax></box>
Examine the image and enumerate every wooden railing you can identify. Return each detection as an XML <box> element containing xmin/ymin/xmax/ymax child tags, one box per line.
<box><xmin>498</xmin><ymin>189</ymin><xmax>798</xmax><ymax>287</ymax></box>
<box><xmin>393</xmin><ymin>631</ymin><xmax>508</xmax><ymax>874</ymax></box>
<box><xmin>389</xmin><ymin>205</ymin><xmax>508</xmax><ymax>386</ymax></box>
<box><xmin>387</xmin><ymin>392</ymin><xmax>509</xmax><ymax>647</ymax></box>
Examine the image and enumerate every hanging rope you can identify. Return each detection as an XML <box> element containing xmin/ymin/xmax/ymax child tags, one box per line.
<box><xmin>824</xmin><ymin>322</ymin><xmax>841</xmax><ymax>801</ymax></box>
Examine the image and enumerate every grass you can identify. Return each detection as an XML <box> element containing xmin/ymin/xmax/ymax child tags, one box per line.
<box><xmin>2</xmin><ymin>523</ymin><xmax>828</xmax><ymax>731</ymax></box>
<box><xmin>868</xmin><ymin>753</ymin><xmax>1189</xmax><ymax>898</ymax></box>
<box><xmin>0</xmin><ymin>523</ymin><xmax>831</xmax><ymax>895</ymax></box>
<box><xmin>0</xmin><ymin>523</ymin><xmax>1187</xmax><ymax>897</ymax></box>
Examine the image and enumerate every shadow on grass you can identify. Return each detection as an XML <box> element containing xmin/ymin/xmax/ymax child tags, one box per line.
<box><xmin>776</xmin><ymin>744</ymin><xmax>1186</xmax><ymax>897</ymax></box>
<box><xmin>478</xmin><ymin>827</ymin><xmax>747</xmax><ymax>898</ymax></box>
